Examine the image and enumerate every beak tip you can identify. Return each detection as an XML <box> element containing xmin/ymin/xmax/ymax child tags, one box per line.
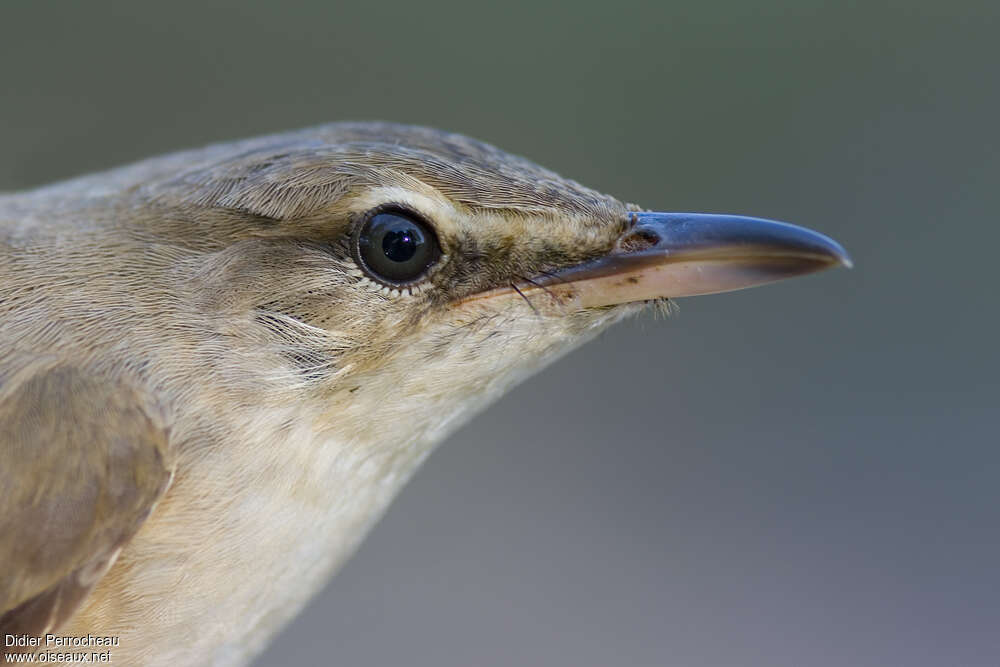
<box><xmin>824</xmin><ymin>239</ymin><xmax>853</xmax><ymax>270</ymax></box>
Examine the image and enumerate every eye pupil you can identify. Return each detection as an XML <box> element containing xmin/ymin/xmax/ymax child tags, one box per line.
<box><xmin>382</xmin><ymin>228</ymin><xmax>418</xmax><ymax>262</ymax></box>
<box><xmin>355</xmin><ymin>209</ymin><xmax>441</xmax><ymax>285</ymax></box>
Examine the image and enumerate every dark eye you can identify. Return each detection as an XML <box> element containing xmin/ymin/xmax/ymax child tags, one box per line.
<box><xmin>353</xmin><ymin>208</ymin><xmax>441</xmax><ymax>286</ymax></box>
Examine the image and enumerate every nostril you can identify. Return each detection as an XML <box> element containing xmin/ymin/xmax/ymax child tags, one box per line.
<box><xmin>617</xmin><ymin>228</ymin><xmax>661</xmax><ymax>253</ymax></box>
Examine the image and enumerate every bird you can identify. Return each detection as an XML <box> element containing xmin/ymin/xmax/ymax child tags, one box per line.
<box><xmin>0</xmin><ymin>122</ymin><xmax>849</xmax><ymax>666</ymax></box>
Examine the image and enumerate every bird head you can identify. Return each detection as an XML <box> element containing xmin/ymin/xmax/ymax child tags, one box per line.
<box><xmin>0</xmin><ymin>122</ymin><xmax>850</xmax><ymax>657</ymax></box>
<box><xmin>132</xmin><ymin>122</ymin><xmax>848</xmax><ymax>452</ymax></box>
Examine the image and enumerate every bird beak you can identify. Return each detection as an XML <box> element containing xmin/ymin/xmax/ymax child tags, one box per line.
<box><xmin>461</xmin><ymin>212</ymin><xmax>852</xmax><ymax>310</ymax></box>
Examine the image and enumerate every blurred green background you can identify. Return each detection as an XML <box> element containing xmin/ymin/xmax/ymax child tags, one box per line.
<box><xmin>2</xmin><ymin>2</ymin><xmax>997</xmax><ymax>666</ymax></box>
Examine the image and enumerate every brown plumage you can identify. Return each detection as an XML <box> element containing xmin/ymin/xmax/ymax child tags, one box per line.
<box><xmin>0</xmin><ymin>122</ymin><xmax>848</xmax><ymax>665</ymax></box>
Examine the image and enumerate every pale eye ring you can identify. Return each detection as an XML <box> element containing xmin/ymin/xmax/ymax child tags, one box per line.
<box><xmin>352</xmin><ymin>207</ymin><xmax>441</xmax><ymax>286</ymax></box>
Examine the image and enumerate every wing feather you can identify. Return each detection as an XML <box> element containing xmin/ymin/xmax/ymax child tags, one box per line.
<box><xmin>0</xmin><ymin>361</ymin><xmax>173</xmax><ymax>644</ymax></box>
